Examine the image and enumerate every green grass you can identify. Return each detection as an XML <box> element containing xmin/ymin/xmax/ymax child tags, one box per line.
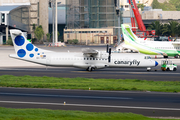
<box><xmin>0</xmin><ymin>107</ymin><xmax>178</xmax><ymax>120</ymax></box>
<box><xmin>0</xmin><ymin>75</ymin><xmax>180</xmax><ymax>92</ymax></box>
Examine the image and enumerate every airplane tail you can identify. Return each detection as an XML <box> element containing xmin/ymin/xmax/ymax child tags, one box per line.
<box><xmin>121</xmin><ymin>24</ymin><xmax>141</xmax><ymax>42</ymax></box>
<box><xmin>9</xmin><ymin>29</ymin><xmax>50</xmax><ymax>60</ymax></box>
<box><xmin>116</xmin><ymin>24</ymin><xmax>140</xmax><ymax>51</ymax></box>
<box><xmin>118</xmin><ymin>24</ymin><xmax>164</xmax><ymax>55</ymax></box>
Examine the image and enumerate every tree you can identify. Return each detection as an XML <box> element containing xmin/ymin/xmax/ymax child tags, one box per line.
<box><xmin>152</xmin><ymin>0</ymin><xmax>161</xmax><ymax>9</ymax></box>
<box><xmin>168</xmin><ymin>21</ymin><xmax>179</xmax><ymax>37</ymax></box>
<box><xmin>34</xmin><ymin>25</ymin><xmax>44</xmax><ymax>42</ymax></box>
<box><xmin>32</xmin><ymin>24</ymin><xmax>36</xmax><ymax>32</ymax></box>
<box><xmin>137</xmin><ymin>4</ymin><xmax>145</xmax><ymax>11</ymax></box>
<box><xmin>148</xmin><ymin>21</ymin><xmax>163</xmax><ymax>36</ymax></box>
<box><xmin>46</xmin><ymin>33</ymin><xmax>51</xmax><ymax>42</ymax></box>
<box><xmin>169</xmin><ymin>0</ymin><xmax>180</xmax><ymax>11</ymax></box>
<box><xmin>152</xmin><ymin>0</ymin><xmax>178</xmax><ymax>11</ymax></box>
<box><xmin>177</xmin><ymin>24</ymin><xmax>180</xmax><ymax>36</ymax></box>
<box><xmin>161</xmin><ymin>23</ymin><xmax>169</xmax><ymax>36</ymax></box>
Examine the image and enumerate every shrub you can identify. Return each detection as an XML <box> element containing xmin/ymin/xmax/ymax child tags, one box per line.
<box><xmin>32</xmin><ymin>38</ymin><xmax>37</xmax><ymax>44</ymax></box>
<box><xmin>73</xmin><ymin>39</ymin><xmax>78</xmax><ymax>44</ymax></box>
<box><xmin>46</xmin><ymin>33</ymin><xmax>51</xmax><ymax>42</ymax></box>
<box><xmin>34</xmin><ymin>25</ymin><xmax>44</xmax><ymax>42</ymax></box>
<box><xmin>6</xmin><ymin>37</ymin><xmax>13</xmax><ymax>46</ymax></box>
<box><xmin>67</xmin><ymin>39</ymin><xmax>73</xmax><ymax>44</ymax></box>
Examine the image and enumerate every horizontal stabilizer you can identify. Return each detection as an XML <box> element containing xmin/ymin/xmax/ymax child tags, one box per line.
<box><xmin>9</xmin><ymin>54</ymin><xmax>18</xmax><ymax>59</ymax></box>
<box><xmin>82</xmin><ymin>48</ymin><xmax>98</xmax><ymax>54</ymax></box>
<box><xmin>172</xmin><ymin>42</ymin><xmax>180</xmax><ymax>45</ymax></box>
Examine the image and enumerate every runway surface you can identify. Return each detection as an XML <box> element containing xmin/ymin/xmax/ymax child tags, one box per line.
<box><xmin>0</xmin><ymin>87</ymin><xmax>180</xmax><ymax>117</ymax></box>
<box><xmin>0</xmin><ymin>66</ymin><xmax>180</xmax><ymax>81</ymax></box>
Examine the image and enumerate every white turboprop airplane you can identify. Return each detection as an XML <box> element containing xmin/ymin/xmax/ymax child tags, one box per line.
<box><xmin>117</xmin><ymin>24</ymin><xmax>180</xmax><ymax>58</ymax></box>
<box><xmin>9</xmin><ymin>29</ymin><xmax>158</xmax><ymax>71</ymax></box>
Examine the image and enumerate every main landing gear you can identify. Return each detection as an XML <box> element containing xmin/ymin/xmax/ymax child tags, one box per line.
<box><xmin>86</xmin><ymin>67</ymin><xmax>95</xmax><ymax>72</ymax></box>
<box><xmin>175</xmin><ymin>54</ymin><xmax>180</xmax><ymax>58</ymax></box>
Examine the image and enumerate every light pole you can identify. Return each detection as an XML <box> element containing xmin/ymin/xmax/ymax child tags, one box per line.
<box><xmin>51</xmin><ymin>0</ymin><xmax>61</xmax><ymax>46</ymax></box>
<box><xmin>55</xmin><ymin>0</ymin><xmax>58</xmax><ymax>44</ymax></box>
<box><xmin>117</xmin><ymin>0</ymin><xmax>121</xmax><ymax>45</ymax></box>
<box><xmin>55</xmin><ymin>1</ymin><xmax>61</xmax><ymax>44</ymax></box>
<box><xmin>52</xmin><ymin>0</ymin><xmax>55</xmax><ymax>46</ymax></box>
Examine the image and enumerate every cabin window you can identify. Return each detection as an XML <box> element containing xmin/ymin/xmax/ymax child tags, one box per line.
<box><xmin>93</xmin><ymin>58</ymin><xmax>95</xmax><ymax>60</ymax></box>
<box><xmin>87</xmin><ymin>58</ymin><xmax>89</xmax><ymax>60</ymax></box>
<box><xmin>84</xmin><ymin>58</ymin><xmax>86</xmax><ymax>60</ymax></box>
<box><xmin>90</xmin><ymin>58</ymin><xmax>92</xmax><ymax>60</ymax></box>
<box><xmin>144</xmin><ymin>56</ymin><xmax>151</xmax><ymax>59</ymax></box>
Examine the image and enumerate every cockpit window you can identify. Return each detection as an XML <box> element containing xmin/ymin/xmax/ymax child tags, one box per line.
<box><xmin>144</xmin><ymin>56</ymin><xmax>151</xmax><ymax>59</ymax></box>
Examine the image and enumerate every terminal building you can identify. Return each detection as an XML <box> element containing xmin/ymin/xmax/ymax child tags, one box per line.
<box><xmin>0</xmin><ymin>0</ymin><xmax>66</xmax><ymax>45</ymax></box>
<box><xmin>64</xmin><ymin>0</ymin><xmax>127</xmax><ymax>45</ymax></box>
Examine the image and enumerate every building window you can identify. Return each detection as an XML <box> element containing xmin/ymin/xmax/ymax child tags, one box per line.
<box><xmin>125</xmin><ymin>5</ymin><xmax>129</xmax><ymax>8</ymax></box>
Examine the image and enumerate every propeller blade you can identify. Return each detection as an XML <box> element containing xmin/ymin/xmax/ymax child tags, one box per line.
<box><xmin>107</xmin><ymin>44</ymin><xmax>109</xmax><ymax>53</ymax></box>
<box><xmin>108</xmin><ymin>48</ymin><xmax>111</xmax><ymax>63</ymax></box>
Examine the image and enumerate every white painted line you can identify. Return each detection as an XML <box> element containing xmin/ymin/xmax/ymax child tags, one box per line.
<box><xmin>103</xmin><ymin>72</ymin><xmax>180</xmax><ymax>75</ymax></box>
<box><xmin>0</xmin><ymin>100</ymin><xmax>180</xmax><ymax>111</ymax></box>
<box><xmin>0</xmin><ymin>68</ymin><xmax>66</xmax><ymax>72</ymax></box>
<box><xmin>0</xmin><ymin>93</ymin><xmax>132</xmax><ymax>100</ymax></box>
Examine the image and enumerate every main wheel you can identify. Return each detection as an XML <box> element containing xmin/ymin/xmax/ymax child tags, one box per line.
<box><xmin>164</xmin><ymin>56</ymin><xmax>168</xmax><ymax>58</ymax></box>
<box><xmin>88</xmin><ymin>67</ymin><xmax>92</xmax><ymax>72</ymax></box>
<box><xmin>91</xmin><ymin>67</ymin><xmax>95</xmax><ymax>71</ymax></box>
<box><xmin>175</xmin><ymin>55</ymin><xmax>180</xmax><ymax>58</ymax></box>
<box><xmin>166</xmin><ymin>68</ymin><xmax>170</xmax><ymax>71</ymax></box>
<box><xmin>173</xmin><ymin>68</ymin><xmax>177</xmax><ymax>71</ymax></box>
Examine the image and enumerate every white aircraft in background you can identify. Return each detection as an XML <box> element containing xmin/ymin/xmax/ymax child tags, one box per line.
<box><xmin>117</xmin><ymin>24</ymin><xmax>180</xmax><ymax>58</ymax></box>
<box><xmin>9</xmin><ymin>29</ymin><xmax>158</xmax><ymax>71</ymax></box>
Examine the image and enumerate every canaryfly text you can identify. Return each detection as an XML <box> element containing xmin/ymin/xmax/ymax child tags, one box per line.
<box><xmin>114</xmin><ymin>60</ymin><xmax>140</xmax><ymax>66</ymax></box>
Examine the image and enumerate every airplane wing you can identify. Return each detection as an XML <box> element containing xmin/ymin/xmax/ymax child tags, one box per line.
<box><xmin>82</xmin><ymin>48</ymin><xmax>98</xmax><ymax>57</ymax></box>
<box><xmin>172</xmin><ymin>42</ymin><xmax>180</xmax><ymax>45</ymax></box>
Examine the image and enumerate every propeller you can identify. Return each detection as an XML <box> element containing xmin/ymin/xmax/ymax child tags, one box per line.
<box><xmin>106</xmin><ymin>44</ymin><xmax>109</xmax><ymax>53</ymax></box>
<box><xmin>108</xmin><ymin>48</ymin><xmax>111</xmax><ymax>63</ymax></box>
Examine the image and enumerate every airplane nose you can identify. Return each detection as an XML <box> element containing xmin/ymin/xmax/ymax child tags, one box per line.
<box><xmin>155</xmin><ymin>61</ymin><xmax>158</xmax><ymax>66</ymax></box>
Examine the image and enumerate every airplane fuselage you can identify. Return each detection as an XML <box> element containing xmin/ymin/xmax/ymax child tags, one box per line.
<box><xmin>10</xmin><ymin>52</ymin><xmax>156</xmax><ymax>69</ymax></box>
